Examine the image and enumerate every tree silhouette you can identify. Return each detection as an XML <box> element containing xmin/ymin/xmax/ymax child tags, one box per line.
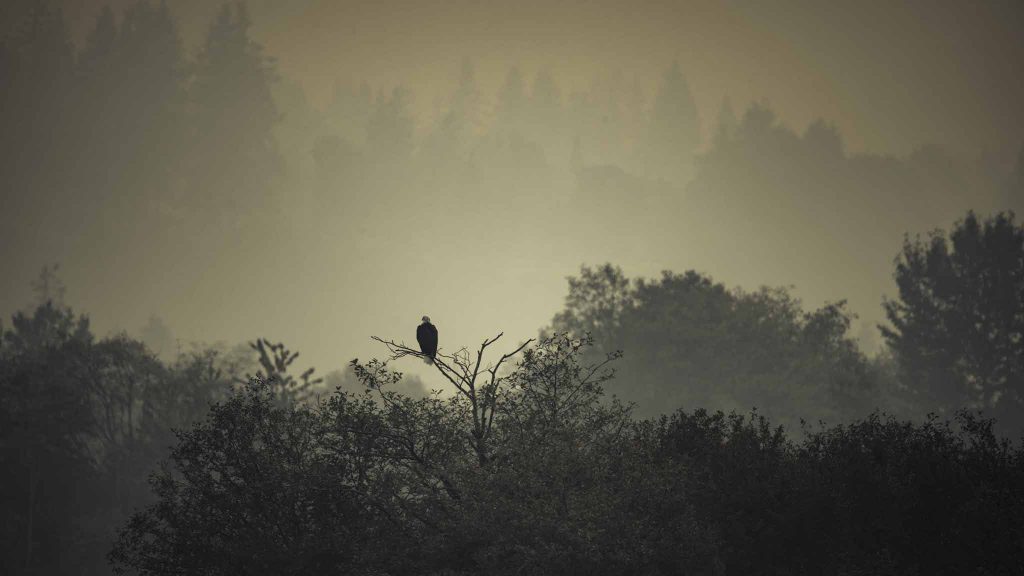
<box><xmin>370</xmin><ymin>331</ymin><xmax>534</xmax><ymax>465</ymax></box>
<box><xmin>1</xmin><ymin>272</ymin><xmax>235</xmax><ymax>575</ymax></box>
<box><xmin>883</xmin><ymin>211</ymin><xmax>1024</xmax><ymax>434</ymax></box>
<box><xmin>641</xmin><ymin>60</ymin><xmax>699</xmax><ymax>182</ymax></box>
<box><xmin>75</xmin><ymin>1</ymin><xmax>186</xmax><ymax>220</ymax></box>
<box><xmin>243</xmin><ymin>338</ymin><xmax>322</xmax><ymax>406</ymax></box>
<box><xmin>711</xmin><ymin>96</ymin><xmax>737</xmax><ymax>147</ymax></box>
<box><xmin>494</xmin><ymin>65</ymin><xmax>527</xmax><ymax>134</ymax></box>
<box><xmin>551</xmin><ymin>264</ymin><xmax>881</xmax><ymax>428</ymax></box>
<box><xmin>109</xmin><ymin>329</ymin><xmax>1024</xmax><ymax>575</ymax></box>
<box><xmin>418</xmin><ymin>59</ymin><xmax>481</xmax><ymax>197</ymax></box>
<box><xmin>187</xmin><ymin>2</ymin><xmax>280</xmax><ymax>224</ymax></box>
<box><xmin>365</xmin><ymin>85</ymin><xmax>415</xmax><ymax>169</ymax></box>
<box><xmin>0</xmin><ymin>3</ymin><xmax>75</xmax><ymax>232</ymax></box>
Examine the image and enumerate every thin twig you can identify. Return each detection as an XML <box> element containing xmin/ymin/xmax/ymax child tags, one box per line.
<box><xmin>370</xmin><ymin>331</ymin><xmax>534</xmax><ymax>465</ymax></box>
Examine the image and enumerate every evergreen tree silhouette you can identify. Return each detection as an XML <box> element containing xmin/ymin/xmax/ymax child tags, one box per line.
<box><xmin>643</xmin><ymin>60</ymin><xmax>700</xmax><ymax>182</ymax></box>
<box><xmin>187</xmin><ymin>2</ymin><xmax>281</xmax><ymax>225</ymax></box>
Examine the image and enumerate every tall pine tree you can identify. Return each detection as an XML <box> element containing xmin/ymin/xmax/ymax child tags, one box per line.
<box><xmin>187</xmin><ymin>2</ymin><xmax>281</xmax><ymax>226</ymax></box>
<box><xmin>642</xmin><ymin>60</ymin><xmax>699</xmax><ymax>183</ymax></box>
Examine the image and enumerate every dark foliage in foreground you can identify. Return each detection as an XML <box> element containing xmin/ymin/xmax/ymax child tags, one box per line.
<box><xmin>111</xmin><ymin>335</ymin><xmax>1024</xmax><ymax>576</ymax></box>
<box><xmin>0</xmin><ymin>294</ymin><xmax>319</xmax><ymax>575</ymax></box>
<box><xmin>658</xmin><ymin>409</ymin><xmax>1024</xmax><ymax>575</ymax></box>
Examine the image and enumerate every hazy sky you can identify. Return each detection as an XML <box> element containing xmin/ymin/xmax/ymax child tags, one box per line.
<box><xmin>4</xmin><ymin>0</ymin><xmax>1023</xmax><ymax>382</ymax></box>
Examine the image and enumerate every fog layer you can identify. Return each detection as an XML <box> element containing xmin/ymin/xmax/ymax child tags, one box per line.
<box><xmin>1</xmin><ymin>0</ymin><xmax>1022</xmax><ymax>378</ymax></box>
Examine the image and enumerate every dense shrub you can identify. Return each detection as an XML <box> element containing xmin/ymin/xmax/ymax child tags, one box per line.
<box><xmin>111</xmin><ymin>335</ymin><xmax>1024</xmax><ymax>576</ymax></box>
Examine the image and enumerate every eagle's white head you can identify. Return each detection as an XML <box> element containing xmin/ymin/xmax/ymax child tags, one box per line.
<box><xmin>422</xmin><ymin>315</ymin><xmax>431</xmax><ymax>324</ymax></box>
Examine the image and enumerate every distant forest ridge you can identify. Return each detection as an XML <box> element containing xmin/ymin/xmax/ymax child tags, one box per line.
<box><xmin>3</xmin><ymin>3</ymin><xmax>1023</xmax><ymax>371</ymax></box>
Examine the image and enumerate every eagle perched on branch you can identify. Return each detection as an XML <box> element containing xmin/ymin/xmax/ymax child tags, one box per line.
<box><xmin>416</xmin><ymin>316</ymin><xmax>438</xmax><ymax>364</ymax></box>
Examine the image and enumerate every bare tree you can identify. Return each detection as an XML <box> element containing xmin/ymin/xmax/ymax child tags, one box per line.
<box><xmin>242</xmin><ymin>338</ymin><xmax>322</xmax><ymax>406</ymax></box>
<box><xmin>370</xmin><ymin>332</ymin><xmax>533</xmax><ymax>465</ymax></box>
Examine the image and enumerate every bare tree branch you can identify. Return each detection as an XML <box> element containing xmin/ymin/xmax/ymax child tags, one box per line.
<box><xmin>369</xmin><ymin>331</ymin><xmax>534</xmax><ymax>466</ymax></box>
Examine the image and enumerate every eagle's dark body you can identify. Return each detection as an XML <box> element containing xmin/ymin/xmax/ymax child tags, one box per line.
<box><xmin>417</xmin><ymin>319</ymin><xmax>438</xmax><ymax>362</ymax></box>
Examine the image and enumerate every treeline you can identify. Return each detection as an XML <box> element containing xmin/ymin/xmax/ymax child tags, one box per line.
<box><xmin>550</xmin><ymin>264</ymin><xmax>888</xmax><ymax>430</ymax></box>
<box><xmin>553</xmin><ymin>211</ymin><xmax>1024</xmax><ymax>439</ymax></box>
<box><xmin>5</xmin><ymin>1</ymin><xmax>1023</xmax><ymax>346</ymax></box>
<box><xmin>0</xmin><ymin>2</ymin><xmax>700</xmax><ymax>239</ymax></box>
<box><xmin>5</xmin><ymin>210</ymin><xmax>1024</xmax><ymax>573</ymax></box>
<box><xmin>675</xmin><ymin>103</ymin><xmax>1024</xmax><ymax>335</ymax></box>
<box><xmin>0</xmin><ymin>298</ymin><xmax>233</xmax><ymax>574</ymax></box>
<box><xmin>8</xmin><ymin>208</ymin><xmax>1024</xmax><ymax>575</ymax></box>
<box><xmin>1</xmin><ymin>1</ymin><xmax>283</xmax><ymax>280</ymax></box>
<box><xmin>0</xmin><ymin>277</ymin><xmax>422</xmax><ymax>575</ymax></box>
<box><xmin>7</xmin><ymin>3</ymin><xmax>1018</xmax><ymax>256</ymax></box>
<box><xmin>108</xmin><ymin>335</ymin><xmax>1024</xmax><ymax>575</ymax></box>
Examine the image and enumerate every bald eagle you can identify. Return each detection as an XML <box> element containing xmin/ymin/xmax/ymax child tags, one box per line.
<box><xmin>417</xmin><ymin>316</ymin><xmax>438</xmax><ymax>364</ymax></box>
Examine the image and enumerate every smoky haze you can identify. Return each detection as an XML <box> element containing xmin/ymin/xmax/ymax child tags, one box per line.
<box><xmin>8</xmin><ymin>2</ymin><xmax>1024</xmax><ymax>574</ymax></box>
<box><xmin>2</xmin><ymin>0</ymin><xmax>1023</xmax><ymax>381</ymax></box>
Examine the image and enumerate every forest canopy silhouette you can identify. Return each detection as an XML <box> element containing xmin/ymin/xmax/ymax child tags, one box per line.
<box><xmin>2</xmin><ymin>1</ymin><xmax>1024</xmax><ymax>575</ymax></box>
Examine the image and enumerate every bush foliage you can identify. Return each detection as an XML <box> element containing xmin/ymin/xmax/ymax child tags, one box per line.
<box><xmin>111</xmin><ymin>334</ymin><xmax>1024</xmax><ymax>576</ymax></box>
